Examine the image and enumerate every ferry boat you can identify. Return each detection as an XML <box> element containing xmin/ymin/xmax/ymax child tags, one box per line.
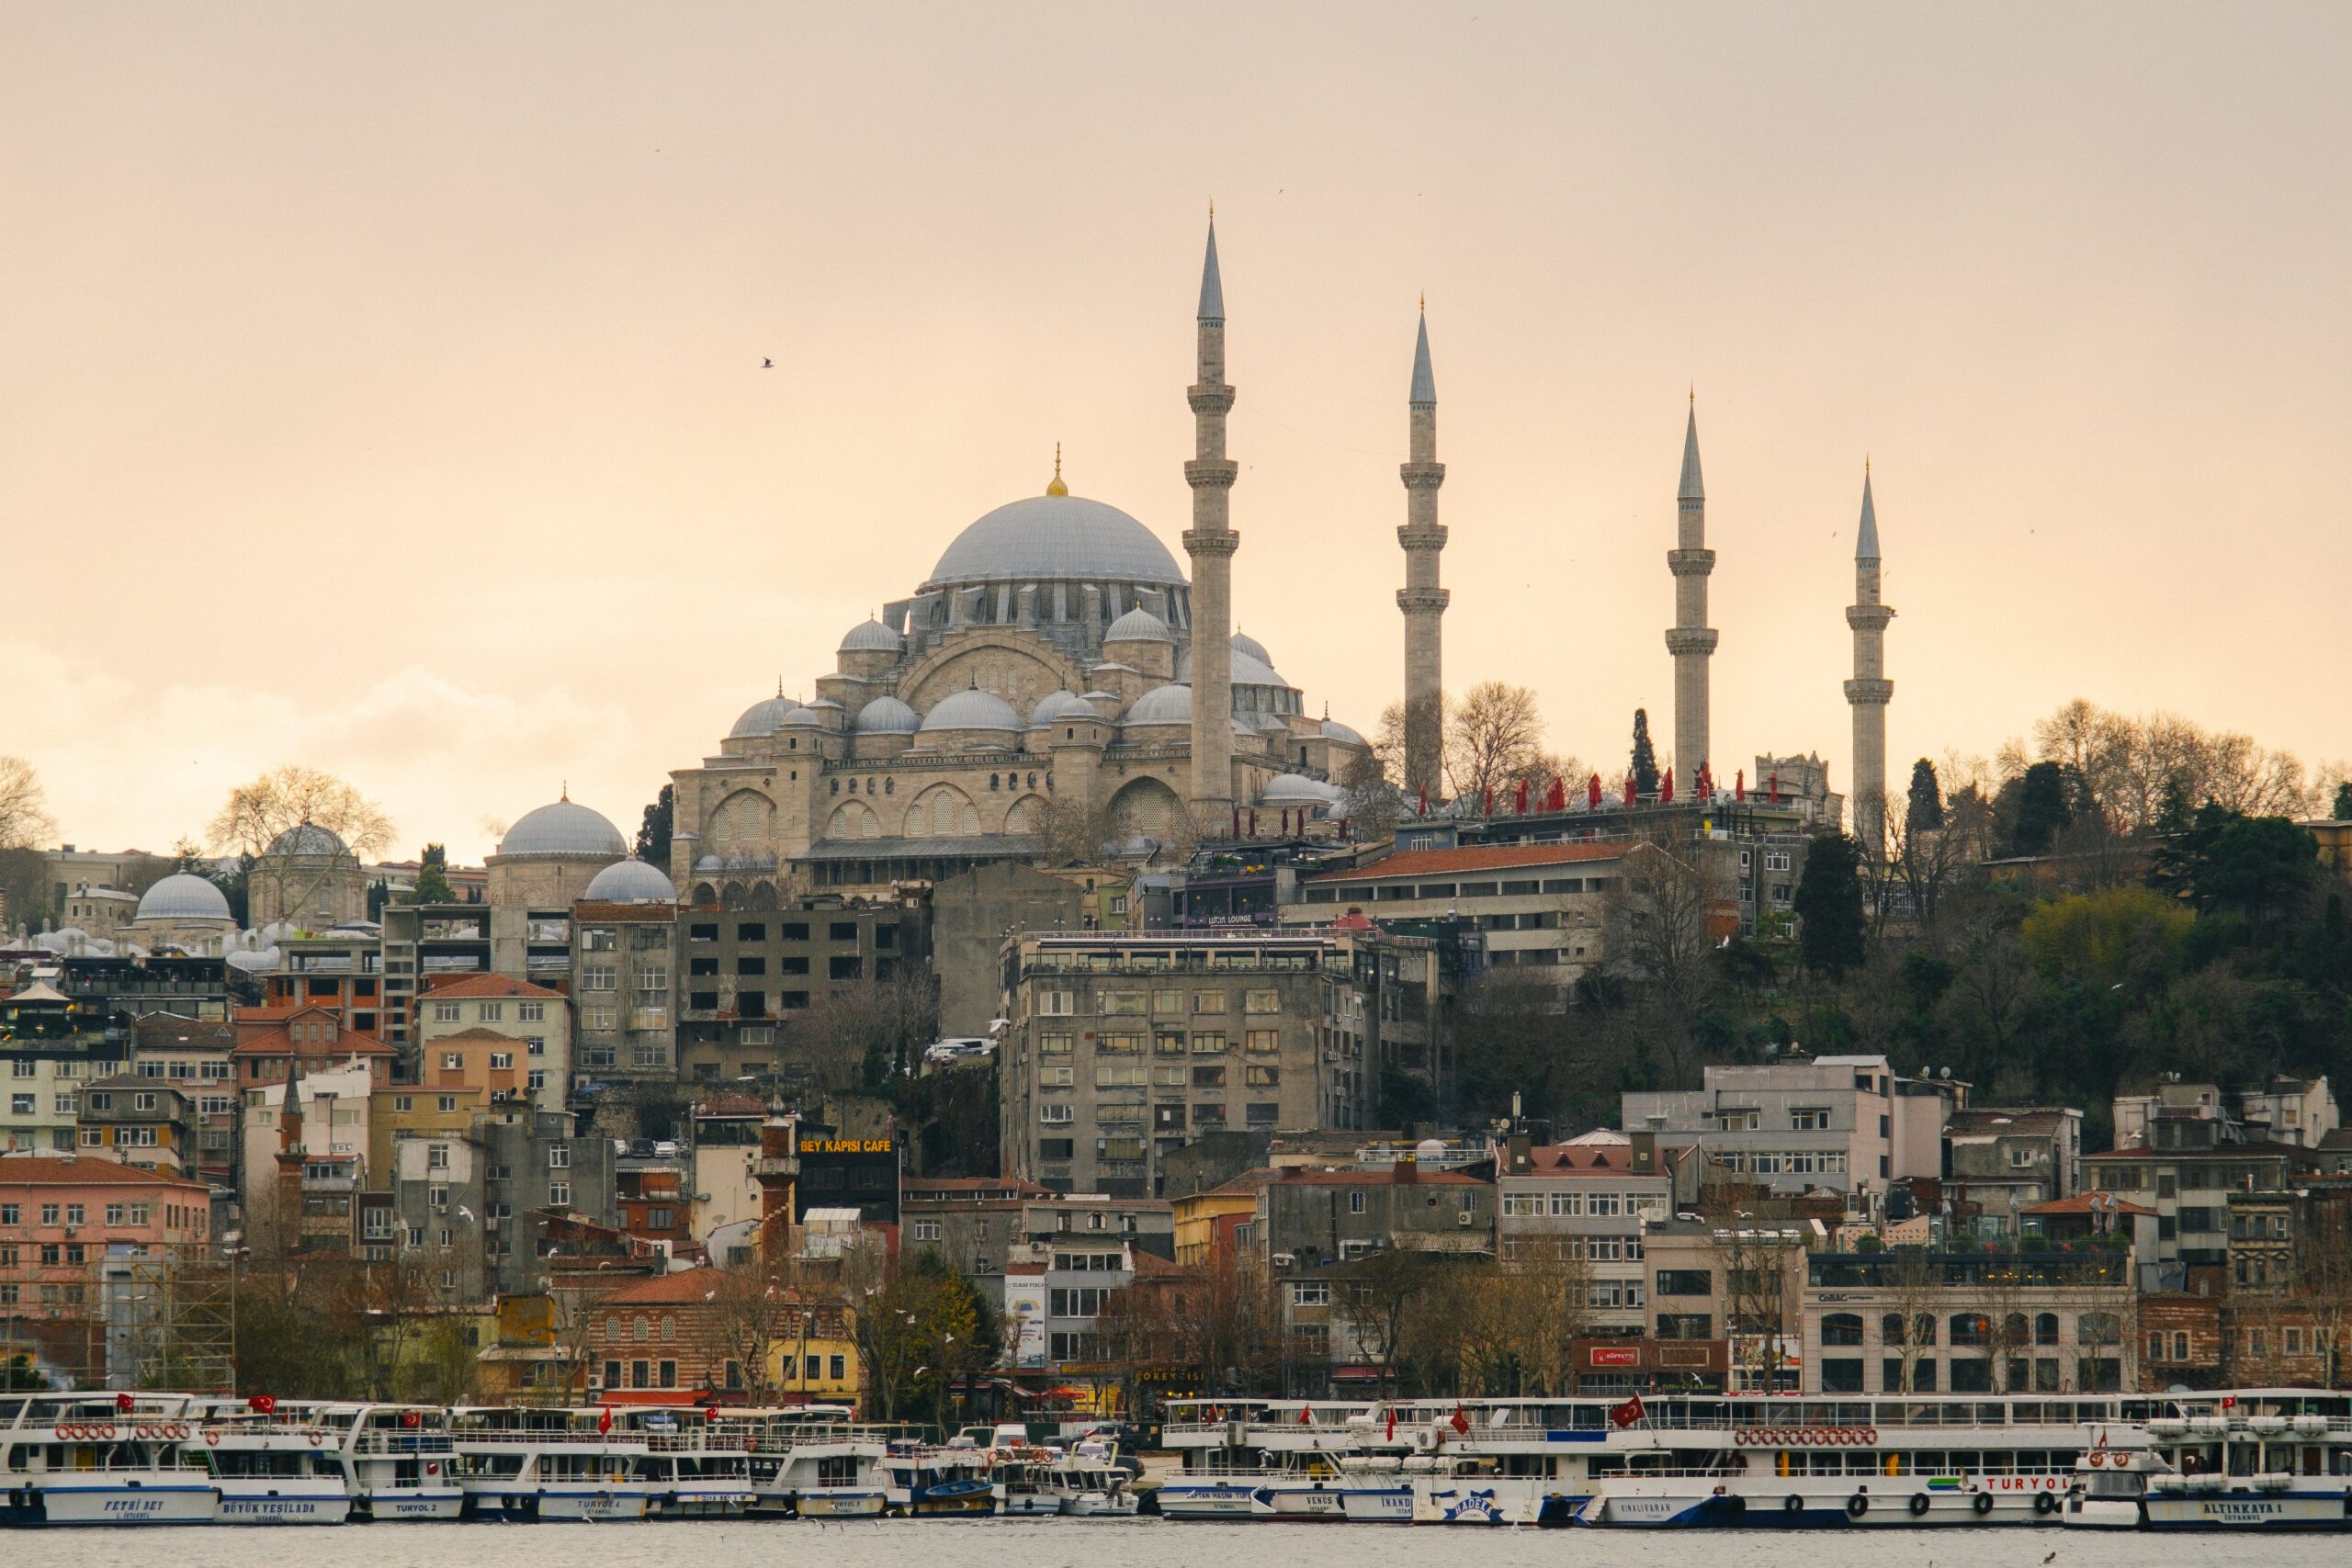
<box><xmin>277</xmin><ymin>1401</ymin><xmax>465</xmax><ymax>1520</ymax></box>
<box><xmin>188</xmin><ymin>1398</ymin><xmax>354</xmax><ymax>1524</ymax></box>
<box><xmin>449</xmin><ymin>1406</ymin><xmax>654</xmax><ymax>1521</ymax></box>
<box><xmin>611</xmin><ymin>1406</ymin><xmax>754</xmax><ymax>1517</ymax></box>
<box><xmin>992</xmin><ymin>1446</ymin><xmax>1063</xmax><ymax>1516</ymax></box>
<box><xmin>880</xmin><ymin>1441</ymin><xmax>996</xmax><ymax>1516</ymax></box>
<box><xmin>2064</xmin><ymin>1392</ymin><xmax>2352</xmax><ymax>1530</ymax></box>
<box><xmin>0</xmin><ymin>1392</ymin><xmax>218</xmax><ymax>1526</ymax></box>
<box><xmin>725</xmin><ymin>1404</ymin><xmax>890</xmax><ymax>1517</ymax></box>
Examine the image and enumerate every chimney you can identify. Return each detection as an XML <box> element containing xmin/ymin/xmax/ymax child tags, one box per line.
<box><xmin>1393</xmin><ymin>1156</ymin><xmax>1419</xmax><ymax>1186</ymax></box>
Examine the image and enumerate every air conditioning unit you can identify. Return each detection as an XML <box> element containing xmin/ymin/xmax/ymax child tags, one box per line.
<box><xmin>1457</xmin><ymin>1210</ymin><xmax>1476</xmax><ymax>1226</ymax></box>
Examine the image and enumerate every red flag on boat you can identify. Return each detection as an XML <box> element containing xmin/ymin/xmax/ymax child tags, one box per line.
<box><xmin>1449</xmin><ymin>1405</ymin><xmax>1470</xmax><ymax>1436</ymax></box>
<box><xmin>1297</xmin><ymin>1404</ymin><xmax>1312</xmax><ymax>1427</ymax></box>
<box><xmin>116</xmin><ymin>1392</ymin><xmax>134</xmax><ymax>1412</ymax></box>
<box><xmin>598</xmin><ymin>1404</ymin><xmax>614</xmax><ymax>1436</ymax></box>
<box><xmin>1611</xmin><ymin>1393</ymin><xmax>1646</xmax><ymax>1428</ymax></box>
<box><xmin>248</xmin><ymin>1394</ymin><xmax>277</xmax><ymax>1416</ymax></box>
<box><xmin>1385</xmin><ymin>1406</ymin><xmax>1396</xmax><ymax>1442</ymax></box>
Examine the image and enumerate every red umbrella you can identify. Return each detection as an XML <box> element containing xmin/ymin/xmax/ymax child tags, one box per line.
<box><xmin>1622</xmin><ymin>774</ymin><xmax>1636</xmax><ymax>807</ymax></box>
<box><xmin>1736</xmin><ymin>768</ymin><xmax>1746</xmax><ymax>802</ymax></box>
<box><xmin>1661</xmin><ymin>765</ymin><xmax>1675</xmax><ymax>805</ymax></box>
<box><xmin>1588</xmin><ymin>773</ymin><xmax>1603</xmax><ymax>809</ymax></box>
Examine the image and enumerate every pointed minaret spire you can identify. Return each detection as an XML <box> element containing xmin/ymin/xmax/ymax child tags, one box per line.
<box><xmin>1197</xmin><ymin>211</ymin><xmax>1225</xmax><ymax>322</ymax></box>
<box><xmin>1666</xmin><ymin>397</ymin><xmax>1718</xmax><ymax>781</ymax></box>
<box><xmin>1845</xmin><ymin>461</ymin><xmax>1895</xmax><ymax>858</ymax></box>
<box><xmin>1183</xmin><ymin>212</ymin><xmax>1238</xmax><ymax>823</ymax></box>
<box><xmin>1398</xmin><ymin>302</ymin><xmax>1449</xmax><ymax>800</ymax></box>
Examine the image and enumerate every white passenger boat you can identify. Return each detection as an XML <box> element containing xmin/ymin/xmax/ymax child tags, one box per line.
<box><xmin>0</xmin><ymin>1393</ymin><xmax>218</xmax><ymax>1526</ymax></box>
<box><xmin>189</xmin><ymin>1398</ymin><xmax>353</xmax><ymax>1524</ymax></box>
<box><xmin>993</xmin><ymin>1446</ymin><xmax>1062</xmax><ymax>1515</ymax></box>
<box><xmin>2064</xmin><ymin>1393</ymin><xmax>2352</xmax><ymax>1530</ymax></box>
<box><xmin>449</xmin><ymin>1406</ymin><xmax>654</xmax><ymax>1520</ymax></box>
<box><xmin>724</xmin><ymin>1404</ymin><xmax>890</xmax><ymax>1517</ymax></box>
<box><xmin>612</xmin><ymin>1406</ymin><xmax>754</xmax><ymax>1517</ymax></box>
<box><xmin>279</xmin><ymin>1401</ymin><xmax>464</xmax><ymax>1520</ymax></box>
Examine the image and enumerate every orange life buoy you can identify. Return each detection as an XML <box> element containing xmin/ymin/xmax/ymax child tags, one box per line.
<box><xmin>2087</xmin><ymin>1451</ymin><xmax>2105</xmax><ymax>1467</ymax></box>
<box><xmin>309</xmin><ymin>1431</ymin><xmax>323</xmax><ymax>1447</ymax></box>
<box><xmin>204</xmin><ymin>1430</ymin><xmax>220</xmax><ymax>1448</ymax></box>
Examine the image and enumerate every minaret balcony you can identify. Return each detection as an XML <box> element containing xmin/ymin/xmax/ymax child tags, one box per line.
<box><xmin>1396</xmin><ymin>524</ymin><xmax>1449</xmax><ymax>550</ymax></box>
<box><xmin>1396</xmin><ymin>587</ymin><xmax>1452</xmax><ymax>613</ymax></box>
<box><xmin>1182</xmin><ymin>527</ymin><xmax>1239</xmax><ymax>557</ymax></box>
<box><xmin>1667</xmin><ymin>547</ymin><xmax>1717</xmax><ymax>577</ymax></box>
<box><xmin>1187</xmin><ymin>385</ymin><xmax>1236</xmax><ymax>414</ymax></box>
<box><xmin>1843</xmin><ymin>677</ymin><xmax>1894</xmax><ymax>705</ymax></box>
<box><xmin>1846</xmin><ymin>604</ymin><xmax>1895</xmax><ymax>632</ymax></box>
<box><xmin>1399</xmin><ymin>461</ymin><xmax>1446</xmax><ymax>488</ymax></box>
<box><xmin>1664</xmin><ymin>627</ymin><xmax>1719</xmax><ymax>656</ymax></box>
<box><xmin>1183</xmin><ymin>458</ymin><xmax>1238</xmax><ymax>491</ymax></box>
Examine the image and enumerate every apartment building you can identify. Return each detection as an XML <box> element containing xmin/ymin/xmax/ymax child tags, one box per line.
<box><xmin>1942</xmin><ymin>1106</ymin><xmax>2083</xmax><ymax>1228</ymax></box>
<box><xmin>1284</xmin><ymin>840</ymin><xmax>1625</xmax><ymax>981</ymax></box>
<box><xmin>674</xmin><ymin>895</ymin><xmax>929</xmax><ymax>1087</ymax></box>
<box><xmin>1495</xmin><ymin>1136</ymin><xmax>1671</xmax><ymax>1333</ymax></box>
<box><xmin>998</xmin><ymin>931</ymin><xmax>1372</xmax><ymax>1197</ymax></box>
<box><xmin>415</xmin><ymin>974</ymin><xmax>571</xmax><ymax>1112</ymax></box>
<box><xmin>1623</xmin><ymin>1054</ymin><xmax>1959</xmax><ymax>1209</ymax></box>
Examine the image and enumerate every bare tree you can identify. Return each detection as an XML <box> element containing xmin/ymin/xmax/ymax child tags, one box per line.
<box><xmin>1446</xmin><ymin>682</ymin><xmax>1545</xmax><ymax>806</ymax></box>
<box><xmin>209</xmin><ymin>765</ymin><xmax>393</xmax><ymax>928</ymax></box>
<box><xmin>0</xmin><ymin>756</ymin><xmax>54</xmax><ymax>850</ymax></box>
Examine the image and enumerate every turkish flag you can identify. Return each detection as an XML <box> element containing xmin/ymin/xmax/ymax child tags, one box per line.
<box><xmin>1297</xmin><ymin>1404</ymin><xmax>1312</xmax><ymax>1426</ymax></box>
<box><xmin>1385</xmin><ymin>1407</ymin><xmax>1396</xmax><ymax>1442</ymax></box>
<box><xmin>117</xmin><ymin>1392</ymin><xmax>135</xmax><ymax>1412</ymax></box>
<box><xmin>598</xmin><ymin>1404</ymin><xmax>614</xmax><ymax>1436</ymax></box>
<box><xmin>248</xmin><ymin>1394</ymin><xmax>277</xmax><ymax>1416</ymax></box>
<box><xmin>1611</xmin><ymin>1394</ymin><xmax>1646</xmax><ymax>1428</ymax></box>
<box><xmin>1449</xmin><ymin>1405</ymin><xmax>1470</xmax><ymax>1436</ymax></box>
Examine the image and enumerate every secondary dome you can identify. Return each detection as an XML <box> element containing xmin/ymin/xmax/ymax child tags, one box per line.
<box><xmin>1125</xmin><ymin>683</ymin><xmax>1193</xmax><ymax>725</ymax></box>
<box><xmin>1321</xmin><ymin>716</ymin><xmax>1365</xmax><ymax>746</ymax></box>
<box><xmin>136</xmin><ymin>873</ymin><xmax>232</xmax><ymax>922</ymax></box>
<box><xmin>839</xmin><ymin>618</ymin><xmax>904</xmax><ymax>653</ymax></box>
<box><xmin>266</xmin><ymin>823</ymin><xmax>346</xmax><ymax>857</ymax></box>
<box><xmin>1231</xmin><ymin>630</ymin><xmax>1272</xmax><ymax>665</ymax></box>
<box><xmin>1261</xmin><ymin>773</ymin><xmax>1343</xmax><ymax>805</ymax></box>
<box><xmin>584</xmin><ymin>858</ymin><xmax>677</xmax><ymax>903</ymax></box>
<box><xmin>919</xmin><ymin>688</ymin><xmax>1023</xmax><ymax>733</ymax></box>
<box><xmin>854</xmin><ymin>696</ymin><xmax>921</xmax><ymax>734</ymax></box>
<box><xmin>729</xmin><ymin>694</ymin><xmax>801</xmax><ymax>739</ymax></box>
<box><xmin>1030</xmin><ymin>690</ymin><xmax>1093</xmax><ymax>726</ymax></box>
<box><xmin>924</xmin><ymin>494</ymin><xmax>1186</xmax><ymax>588</ymax></box>
<box><xmin>499</xmin><ymin>798</ymin><xmax>628</xmax><ymax>858</ymax></box>
<box><xmin>1105</xmin><ymin>607</ymin><xmax>1172</xmax><ymax>643</ymax></box>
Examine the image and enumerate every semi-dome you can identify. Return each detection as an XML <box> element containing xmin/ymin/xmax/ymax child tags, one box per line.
<box><xmin>839</xmin><ymin>618</ymin><xmax>904</xmax><ymax>653</ymax></box>
<box><xmin>918</xmin><ymin>688</ymin><xmax>1023</xmax><ymax>733</ymax></box>
<box><xmin>1231</xmin><ymin>630</ymin><xmax>1272</xmax><ymax>665</ymax></box>
<box><xmin>499</xmin><ymin>798</ymin><xmax>628</xmax><ymax>858</ymax></box>
<box><xmin>729</xmin><ymin>694</ymin><xmax>802</xmax><ymax>739</ymax></box>
<box><xmin>136</xmin><ymin>873</ymin><xmax>232</xmax><ymax>923</ymax></box>
<box><xmin>1230</xmin><ymin>646</ymin><xmax>1289</xmax><ymax>688</ymax></box>
<box><xmin>1125</xmin><ymin>683</ymin><xmax>1193</xmax><ymax>725</ymax></box>
<box><xmin>853</xmin><ymin>696</ymin><xmax>921</xmax><ymax>734</ymax></box>
<box><xmin>1104</xmin><ymin>607</ymin><xmax>1172</xmax><ymax>643</ymax></box>
<box><xmin>1030</xmin><ymin>690</ymin><xmax>1093</xmax><ymax>726</ymax></box>
<box><xmin>1321</xmin><ymin>716</ymin><xmax>1365</xmax><ymax>746</ymax></box>
<box><xmin>584</xmin><ymin>858</ymin><xmax>678</xmax><ymax>903</ymax></box>
<box><xmin>923</xmin><ymin>494</ymin><xmax>1186</xmax><ymax>588</ymax></box>
<box><xmin>266</xmin><ymin>823</ymin><xmax>347</xmax><ymax>857</ymax></box>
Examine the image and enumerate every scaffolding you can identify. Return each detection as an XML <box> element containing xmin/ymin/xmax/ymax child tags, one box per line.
<box><xmin>98</xmin><ymin>1248</ymin><xmax>236</xmax><ymax>1393</ymax></box>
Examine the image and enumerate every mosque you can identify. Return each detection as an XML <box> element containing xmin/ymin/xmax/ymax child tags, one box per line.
<box><xmin>661</xmin><ymin>221</ymin><xmax>1375</xmax><ymax>907</ymax></box>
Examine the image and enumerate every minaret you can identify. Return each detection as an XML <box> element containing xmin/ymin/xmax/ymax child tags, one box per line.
<box><xmin>1398</xmin><ymin>303</ymin><xmax>1449</xmax><ymax>801</ymax></box>
<box><xmin>1844</xmin><ymin>464</ymin><xmax>1894</xmax><ymax>856</ymax></box>
<box><xmin>1184</xmin><ymin>214</ymin><xmax>1238</xmax><ymax>823</ymax></box>
<box><xmin>1665</xmin><ymin>397</ymin><xmax>1717</xmax><ymax>782</ymax></box>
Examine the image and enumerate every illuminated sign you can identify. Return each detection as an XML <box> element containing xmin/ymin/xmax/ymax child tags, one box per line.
<box><xmin>798</xmin><ymin>1138</ymin><xmax>895</xmax><ymax>1156</ymax></box>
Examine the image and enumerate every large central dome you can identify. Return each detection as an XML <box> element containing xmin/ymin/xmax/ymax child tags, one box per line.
<box><xmin>924</xmin><ymin>493</ymin><xmax>1186</xmax><ymax>589</ymax></box>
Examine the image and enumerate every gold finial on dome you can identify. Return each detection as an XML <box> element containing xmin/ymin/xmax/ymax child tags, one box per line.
<box><xmin>1046</xmin><ymin>442</ymin><xmax>1069</xmax><ymax>497</ymax></box>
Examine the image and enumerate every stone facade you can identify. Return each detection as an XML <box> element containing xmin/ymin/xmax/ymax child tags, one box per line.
<box><xmin>663</xmin><ymin>223</ymin><xmax>1366</xmax><ymax>906</ymax></box>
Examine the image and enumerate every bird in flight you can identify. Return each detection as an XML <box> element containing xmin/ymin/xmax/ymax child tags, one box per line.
<box><xmin>762</xmin><ymin>357</ymin><xmax>774</xmax><ymax>368</ymax></box>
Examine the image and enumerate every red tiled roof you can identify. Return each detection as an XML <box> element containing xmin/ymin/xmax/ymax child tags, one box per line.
<box><xmin>1128</xmin><ymin>1249</ymin><xmax>1187</xmax><ymax>1277</ymax></box>
<box><xmin>2022</xmin><ymin>1190</ymin><xmax>2156</xmax><ymax>1218</ymax></box>
<box><xmin>232</xmin><ymin>1024</ymin><xmax>394</xmax><ymax>1058</ymax></box>
<box><xmin>1203</xmin><ymin>1167</ymin><xmax>1283</xmax><ymax>1197</ymax></box>
<box><xmin>1309</xmin><ymin>841</ymin><xmax>1624</xmax><ymax>883</ymax></box>
<box><xmin>420</xmin><ymin>974</ymin><xmax>565</xmax><ymax>999</ymax></box>
<box><xmin>593</xmin><ymin>1267</ymin><xmax>732</xmax><ymax>1305</ymax></box>
<box><xmin>0</xmin><ymin>1155</ymin><xmax>209</xmax><ymax>1191</ymax></box>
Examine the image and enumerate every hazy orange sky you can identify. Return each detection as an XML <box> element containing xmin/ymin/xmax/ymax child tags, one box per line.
<box><xmin>6</xmin><ymin>4</ymin><xmax>2346</xmax><ymax>863</ymax></box>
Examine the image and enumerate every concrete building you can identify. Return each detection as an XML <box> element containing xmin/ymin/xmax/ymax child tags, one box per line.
<box><xmin>2114</xmin><ymin>1076</ymin><xmax>2338</xmax><ymax>1152</ymax></box>
<box><xmin>240</xmin><ymin>1056</ymin><xmax>377</xmax><ymax>1255</ymax></box>
<box><xmin>416</xmin><ymin>973</ymin><xmax>570</xmax><ymax>1112</ymax></box>
<box><xmin>128</xmin><ymin>1017</ymin><xmax>238</xmax><ymax>1184</ymax></box>
<box><xmin>1843</xmin><ymin>468</ymin><xmax>1894</xmax><ymax>859</ymax></box>
<box><xmin>899</xmin><ymin>1174</ymin><xmax>1053</xmax><ymax>1290</ymax></box>
<box><xmin>930</xmin><ymin>863</ymin><xmax>1084</xmax><ymax>1038</ymax></box>
<box><xmin>1623</xmin><ymin>1054</ymin><xmax>1960</xmax><ymax>1212</ymax></box>
<box><xmin>675</xmin><ymin>892</ymin><xmax>928</xmax><ymax>1088</ymax></box>
<box><xmin>390</xmin><ymin>1106</ymin><xmax>616</xmax><ymax>1303</ymax></box>
<box><xmin>1286</xmin><ymin>840</ymin><xmax>1623</xmax><ymax>981</ymax></box>
<box><xmin>379</xmin><ymin>902</ymin><xmax>572</xmax><ymax>1050</ymax></box>
<box><xmin>1642</xmin><ymin>1218</ymin><xmax>1813</xmax><ymax>1393</ymax></box>
<box><xmin>1666</xmin><ymin>400</ymin><xmax>1717</xmax><ymax>779</ymax></box>
<box><xmin>58</xmin><ymin>886</ymin><xmax>138</xmax><ymax>943</ymax></box>
<box><xmin>0</xmin><ymin>1155</ymin><xmax>211</xmax><ymax>1354</ymax></box>
<box><xmin>261</xmin><ymin>931</ymin><xmax>386</xmax><ymax>1039</ymax></box>
<box><xmin>1495</xmin><ymin>1135</ymin><xmax>1672</xmax><ymax>1333</ymax></box>
<box><xmin>998</xmin><ymin>930</ymin><xmax>1373</xmax><ymax>1197</ymax></box>
<box><xmin>1397</xmin><ymin>307</ymin><xmax>1448</xmax><ymax>801</ymax></box>
<box><xmin>75</xmin><ymin>1076</ymin><xmax>197</xmax><ymax>1176</ymax></box>
<box><xmin>3</xmin><ymin>1021</ymin><xmax>125</xmax><ymax>1156</ymax></box>
<box><xmin>231</xmin><ymin>1003</ymin><xmax>396</xmax><ymax>1092</ymax></box>
<box><xmin>1942</xmin><ymin>1106</ymin><xmax>2083</xmax><ymax>1230</ymax></box>
<box><xmin>57</xmin><ymin>954</ymin><xmax>238</xmax><ymax>1027</ymax></box>
<box><xmin>2084</xmin><ymin>1138</ymin><xmax>2321</xmax><ymax>1285</ymax></box>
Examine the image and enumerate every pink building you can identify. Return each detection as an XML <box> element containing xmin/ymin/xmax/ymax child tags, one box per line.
<box><xmin>0</xmin><ymin>1153</ymin><xmax>211</xmax><ymax>1324</ymax></box>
